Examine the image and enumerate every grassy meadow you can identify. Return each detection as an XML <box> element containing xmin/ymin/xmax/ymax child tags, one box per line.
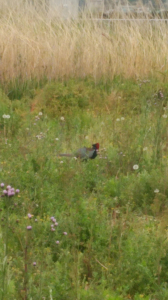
<box><xmin>2</xmin><ymin>1</ymin><xmax>168</xmax><ymax>299</ymax></box>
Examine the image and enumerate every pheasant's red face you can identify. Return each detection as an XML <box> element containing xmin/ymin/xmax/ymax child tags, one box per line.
<box><xmin>95</xmin><ymin>143</ymin><xmax>99</xmax><ymax>150</ymax></box>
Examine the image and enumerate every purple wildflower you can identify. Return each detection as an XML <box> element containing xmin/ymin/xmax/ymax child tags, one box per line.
<box><xmin>63</xmin><ymin>232</ymin><xmax>67</xmax><ymax>235</ymax></box>
<box><xmin>51</xmin><ymin>228</ymin><xmax>55</xmax><ymax>232</ymax></box>
<box><xmin>28</xmin><ymin>213</ymin><xmax>32</xmax><ymax>219</ymax></box>
<box><xmin>56</xmin><ymin>241</ymin><xmax>60</xmax><ymax>244</ymax></box>
<box><xmin>6</xmin><ymin>185</ymin><xmax>11</xmax><ymax>190</ymax></box>
<box><xmin>54</xmin><ymin>222</ymin><xmax>58</xmax><ymax>226</ymax></box>
<box><xmin>51</xmin><ymin>218</ymin><xmax>56</xmax><ymax>223</ymax></box>
<box><xmin>27</xmin><ymin>226</ymin><xmax>32</xmax><ymax>230</ymax></box>
<box><xmin>3</xmin><ymin>190</ymin><xmax>7</xmax><ymax>195</ymax></box>
<box><xmin>8</xmin><ymin>191</ymin><xmax>14</xmax><ymax>197</ymax></box>
<box><xmin>15</xmin><ymin>189</ymin><xmax>20</xmax><ymax>193</ymax></box>
<box><xmin>0</xmin><ymin>183</ymin><xmax>5</xmax><ymax>188</ymax></box>
<box><xmin>33</xmin><ymin>262</ymin><xmax>36</xmax><ymax>266</ymax></box>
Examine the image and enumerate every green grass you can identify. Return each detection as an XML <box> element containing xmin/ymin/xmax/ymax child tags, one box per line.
<box><xmin>1</xmin><ymin>76</ymin><xmax>168</xmax><ymax>299</ymax></box>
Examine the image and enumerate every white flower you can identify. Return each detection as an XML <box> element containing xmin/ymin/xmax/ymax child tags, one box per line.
<box><xmin>133</xmin><ymin>164</ymin><xmax>139</xmax><ymax>170</ymax></box>
<box><xmin>116</xmin><ymin>118</ymin><xmax>120</xmax><ymax>121</ymax></box>
<box><xmin>60</xmin><ymin>117</ymin><xmax>64</xmax><ymax>121</ymax></box>
<box><xmin>85</xmin><ymin>136</ymin><xmax>89</xmax><ymax>139</ymax></box>
<box><xmin>60</xmin><ymin>161</ymin><xmax>63</xmax><ymax>164</ymax></box>
<box><xmin>154</xmin><ymin>189</ymin><xmax>159</xmax><ymax>193</ymax></box>
<box><xmin>143</xmin><ymin>147</ymin><xmax>148</xmax><ymax>151</ymax></box>
<box><xmin>55</xmin><ymin>138</ymin><xmax>59</xmax><ymax>141</ymax></box>
<box><xmin>73</xmin><ymin>157</ymin><xmax>77</xmax><ymax>160</ymax></box>
<box><xmin>39</xmin><ymin>112</ymin><xmax>43</xmax><ymax>116</ymax></box>
<box><xmin>121</xmin><ymin>117</ymin><xmax>125</xmax><ymax>121</ymax></box>
<box><xmin>36</xmin><ymin>135</ymin><xmax>41</xmax><ymax>140</ymax></box>
<box><xmin>162</xmin><ymin>114</ymin><xmax>167</xmax><ymax>118</ymax></box>
<box><xmin>26</xmin><ymin>128</ymin><xmax>29</xmax><ymax>131</ymax></box>
<box><xmin>3</xmin><ymin>114</ymin><xmax>10</xmax><ymax>119</ymax></box>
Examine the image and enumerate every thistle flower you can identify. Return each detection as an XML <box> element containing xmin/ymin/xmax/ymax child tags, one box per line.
<box><xmin>15</xmin><ymin>189</ymin><xmax>20</xmax><ymax>193</ymax></box>
<box><xmin>28</xmin><ymin>213</ymin><xmax>33</xmax><ymax>219</ymax></box>
<box><xmin>27</xmin><ymin>226</ymin><xmax>32</xmax><ymax>230</ymax></box>
<box><xmin>0</xmin><ymin>183</ymin><xmax>4</xmax><ymax>188</ymax></box>
<box><xmin>8</xmin><ymin>191</ymin><xmax>14</xmax><ymax>197</ymax></box>
<box><xmin>33</xmin><ymin>262</ymin><xmax>36</xmax><ymax>266</ymax></box>
<box><xmin>63</xmin><ymin>232</ymin><xmax>67</xmax><ymax>235</ymax></box>
<box><xmin>51</xmin><ymin>217</ymin><xmax>56</xmax><ymax>223</ymax></box>
<box><xmin>56</xmin><ymin>241</ymin><xmax>60</xmax><ymax>244</ymax></box>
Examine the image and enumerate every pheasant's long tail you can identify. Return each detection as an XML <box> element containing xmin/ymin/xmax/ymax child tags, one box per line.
<box><xmin>59</xmin><ymin>153</ymin><xmax>74</xmax><ymax>157</ymax></box>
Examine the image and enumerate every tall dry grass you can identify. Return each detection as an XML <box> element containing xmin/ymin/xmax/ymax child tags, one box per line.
<box><xmin>0</xmin><ymin>0</ymin><xmax>168</xmax><ymax>82</ymax></box>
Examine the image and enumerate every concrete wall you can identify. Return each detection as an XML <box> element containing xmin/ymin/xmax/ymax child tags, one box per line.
<box><xmin>86</xmin><ymin>0</ymin><xmax>104</xmax><ymax>13</ymax></box>
<box><xmin>49</xmin><ymin>0</ymin><xmax>79</xmax><ymax>18</ymax></box>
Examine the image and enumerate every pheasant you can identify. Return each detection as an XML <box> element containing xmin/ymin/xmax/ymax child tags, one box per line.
<box><xmin>59</xmin><ymin>143</ymin><xmax>99</xmax><ymax>160</ymax></box>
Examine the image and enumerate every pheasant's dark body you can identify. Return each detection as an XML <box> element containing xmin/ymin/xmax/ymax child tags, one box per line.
<box><xmin>59</xmin><ymin>143</ymin><xmax>99</xmax><ymax>160</ymax></box>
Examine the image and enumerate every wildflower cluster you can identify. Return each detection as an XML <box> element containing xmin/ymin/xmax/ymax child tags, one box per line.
<box><xmin>116</xmin><ymin>117</ymin><xmax>125</xmax><ymax>121</ymax></box>
<box><xmin>1</xmin><ymin>183</ymin><xmax>20</xmax><ymax>197</ymax></box>
<box><xmin>50</xmin><ymin>216</ymin><xmax>58</xmax><ymax>231</ymax></box>
<box><xmin>2</xmin><ymin>114</ymin><xmax>10</xmax><ymax>119</ymax></box>
<box><xmin>36</xmin><ymin>132</ymin><xmax>45</xmax><ymax>140</ymax></box>
<box><xmin>50</xmin><ymin>216</ymin><xmax>67</xmax><ymax>244</ymax></box>
<box><xmin>158</xmin><ymin>90</ymin><xmax>164</xmax><ymax>98</ymax></box>
<box><xmin>137</xmin><ymin>79</ymin><xmax>150</xmax><ymax>87</ymax></box>
<box><xmin>34</xmin><ymin>112</ymin><xmax>43</xmax><ymax>125</ymax></box>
